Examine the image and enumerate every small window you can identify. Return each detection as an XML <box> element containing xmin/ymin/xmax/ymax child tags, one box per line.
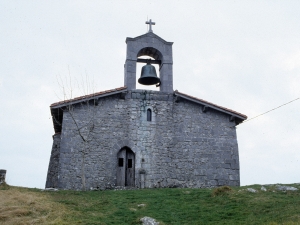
<box><xmin>118</xmin><ymin>158</ymin><xmax>124</xmax><ymax>167</ymax></box>
<box><xmin>128</xmin><ymin>159</ymin><xmax>132</xmax><ymax>168</ymax></box>
<box><xmin>147</xmin><ymin>108</ymin><xmax>152</xmax><ymax>121</ymax></box>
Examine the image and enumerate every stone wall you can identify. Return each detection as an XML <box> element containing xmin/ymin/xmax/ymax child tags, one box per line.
<box><xmin>46</xmin><ymin>90</ymin><xmax>240</xmax><ymax>190</ymax></box>
<box><xmin>45</xmin><ymin>133</ymin><xmax>61</xmax><ymax>188</ymax></box>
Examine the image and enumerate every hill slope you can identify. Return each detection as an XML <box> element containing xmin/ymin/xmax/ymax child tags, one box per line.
<box><xmin>1</xmin><ymin>183</ymin><xmax>300</xmax><ymax>225</ymax></box>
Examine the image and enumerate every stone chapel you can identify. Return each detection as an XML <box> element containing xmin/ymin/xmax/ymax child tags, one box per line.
<box><xmin>46</xmin><ymin>21</ymin><xmax>247</xmax><ymax>190</ymax></box>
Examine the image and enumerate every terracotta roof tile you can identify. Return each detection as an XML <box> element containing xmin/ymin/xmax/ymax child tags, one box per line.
<box><xmin>50</xmin><ymin>86</ymin><xmax>127</xmax><ymax>107</ymax></box>
<box><xmin>50</xmin><ymin>86</ymin><xmax>246</xmax><ymax>119</ymax></box>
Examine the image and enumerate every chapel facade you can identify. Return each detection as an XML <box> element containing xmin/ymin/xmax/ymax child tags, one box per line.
<box><xmin>46</xmin><ymin>21</ymin><xmax>247</xmax><ymax>190</ymax></box>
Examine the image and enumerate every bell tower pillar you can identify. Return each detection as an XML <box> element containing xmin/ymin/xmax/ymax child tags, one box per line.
<box><xmin>124</xmin><ymin>58</ymin><xmax>137</xmax><ymax>90</ymax></box>
<box><xmin>124</xmin><ymin>20</ymin><xmax>174</xmax><ymax>93</ymax></box>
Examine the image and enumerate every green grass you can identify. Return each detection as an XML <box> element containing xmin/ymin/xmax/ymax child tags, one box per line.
<box><xmin>1</xmin><ymin>183</ymin><xmax>300</xmax><ymax>224</ymax></box>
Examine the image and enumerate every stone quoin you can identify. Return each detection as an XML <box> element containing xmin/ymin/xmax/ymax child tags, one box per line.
<box><xmin>46</xmin><ymin>20</ymin><xmax>247</xmax><ymax>190</ymax></box>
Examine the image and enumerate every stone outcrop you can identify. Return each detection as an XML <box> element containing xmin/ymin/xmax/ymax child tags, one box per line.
<box><xmin>0</xmin><ymin>170</ymin><xmax>6</xmax><ymax>184</ymax></box>
<box><xmin>247</xmin><ymin>188</ymin><xmax>257</xmax><ymax>193</ymax></box>
<box><xmin>140</xmin><ymin>216</ymin><xmax>159</xmax><ymax>225</ymax></box>
<box><xmin>276</xmin><ymin>185</ymin><xmax>298</xmax><ymax>191</ymax></box>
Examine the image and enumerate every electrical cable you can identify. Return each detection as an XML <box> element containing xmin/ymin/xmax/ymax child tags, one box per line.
<box><xmin>238</xmin><ymin>97</ymin><xmax>299</xmax><ymax>126</ymax></box>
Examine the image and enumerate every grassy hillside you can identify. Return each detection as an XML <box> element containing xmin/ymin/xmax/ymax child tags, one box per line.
<box><xmin>0</xmin><ymin>182</ymin><xmax>300</xmax><ymax>225</ymax></box>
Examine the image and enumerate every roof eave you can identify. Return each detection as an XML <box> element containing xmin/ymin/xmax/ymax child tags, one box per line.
<box><xmin>50</xmin><ymin>88</ymin><xmax>127</xmax><ymax>109</ymax></box>
<box><xmin>174</xmin><ymin>91</ymin><xmax>247</xmax><ymax>121</ymax></box>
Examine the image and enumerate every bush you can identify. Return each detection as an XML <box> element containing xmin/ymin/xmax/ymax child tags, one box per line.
<box><xmin>0</xmin><ymin>181</ymin><xmax>10</xmax><ymax>190</ymax></box>
<box><xmin>212</xmin><ymin>186</ymin><xmax>232</xmax><ymax>197</ymax></box>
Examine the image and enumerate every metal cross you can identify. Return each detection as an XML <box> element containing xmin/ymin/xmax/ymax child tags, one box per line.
<box><xmin>146</xmin><ymin>19</ymin><xmax>155</xmax><ymax>33</ymax></box>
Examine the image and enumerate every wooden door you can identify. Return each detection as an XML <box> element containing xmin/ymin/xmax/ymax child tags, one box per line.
<box><xmin>116</xmin><ymin>149</ymin><xmax>126</xmax><ymax>186</ymax></box>
<box><xmin>116</xmin><ymin>148</ymin><xmax>135</xmax><ymax>187</ymax></box>
<box><xmin>125</xmin><ymin>150</ymin><xmax>135</xmax><ymax>186</ymax></box>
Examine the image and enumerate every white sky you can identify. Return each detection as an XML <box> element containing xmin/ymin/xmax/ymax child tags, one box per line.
<box><xmin>0</xmin><ymin>1</ymin><xmax>299</xmax><ymax>188</ymax></box>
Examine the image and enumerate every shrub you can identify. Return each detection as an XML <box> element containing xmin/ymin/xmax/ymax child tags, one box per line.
<box><xmin>212</xmin><ymin>186</ymin><xmax>232</xmax><ymax>197</ymax></box>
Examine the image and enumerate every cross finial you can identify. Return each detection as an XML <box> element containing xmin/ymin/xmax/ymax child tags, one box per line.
<box><xmin>146</xmin><ymin>19</ymin><xmax>155</xmax><ymax>33</ymax></box>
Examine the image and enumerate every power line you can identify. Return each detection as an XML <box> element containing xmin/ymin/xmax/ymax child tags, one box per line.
<box><xmin>238</xmin><ymin>97</ymin><xmax>299</xmax><ymax>126</ymax></box>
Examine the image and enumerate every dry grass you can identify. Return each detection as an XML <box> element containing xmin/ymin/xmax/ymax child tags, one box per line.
<box><xmin>0</xmin><ymin>185</ymin><xmax>71</xmax><ymax>225</ymax></box>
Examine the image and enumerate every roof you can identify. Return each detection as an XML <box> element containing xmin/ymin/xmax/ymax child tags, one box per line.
<box><xmin>174</xmin><ymin>90</ymin><xmax>247</xmax><ymax>120</ymax></box>
<box><xmin>50</xmin><ymin>87</ymin><xmax>127</xmax><ymax>108</ymax></box>
<box><xmin>50</xmin><ymin>87</ymin><xmax>247</xmax><ymax>133</ymax></box>
<box><xmin>126</xmin><ymin>32</ymin><xmax>173</xmax><ymax>45</ymax></box>
<box><xmin>50</xmin><ymin>87</ymin><xmax>247</xmax><ymax>119</ymax></box>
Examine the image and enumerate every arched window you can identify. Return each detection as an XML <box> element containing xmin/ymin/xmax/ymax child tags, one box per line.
<box><xmin>147</xmin><ymin>108</ymin><xmax>152</xmax><ymax>121</ymax></box>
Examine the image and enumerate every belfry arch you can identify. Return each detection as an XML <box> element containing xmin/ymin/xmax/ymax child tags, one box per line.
<box><xmin>137</xmin><ymin>47</ymin><xmax>163</xmax><ymax>61</ymax></box>
<box><xmin>136</xmin><ymin>47</ymin><xmax>162</xmax><ymax>90</ymax></box>
<box><xmin>124</xmin><ymin>31</ymin><xmax>174</xmax><ymax>93</ymax></box>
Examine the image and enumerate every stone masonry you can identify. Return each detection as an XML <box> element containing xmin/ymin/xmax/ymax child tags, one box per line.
<box><xmin>46</xmin><ymin>89</ymin><xmax>243</xmax><ymax>190</ymax></box>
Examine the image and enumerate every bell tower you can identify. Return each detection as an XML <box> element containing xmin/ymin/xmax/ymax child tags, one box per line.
<box><xmin>124</xmin><ymin>20</ymin><xmax>174</xmax><ymax>93</ymax></box>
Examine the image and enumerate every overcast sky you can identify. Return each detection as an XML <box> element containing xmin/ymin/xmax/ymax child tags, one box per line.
<box><xmin>0</xmin><ymin>1</ymin><xmax>299</xmax><ymax>188</ymax></box>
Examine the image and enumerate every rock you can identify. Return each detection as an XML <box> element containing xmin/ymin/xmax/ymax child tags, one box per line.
<box><xmin>0</xmin><ymin>170</ymin><xmax>6</xmax><ymax>184</ymax></box>
<box><xmin>276</xmin><ymin>185</ymin><xmax>298</xmax><ymax>191</ymax></box>
<box><xmin>90</xmin><ymin>186</ymin><xmax>107</xmax><ymax>191</ymax></box>
<box><xmin>261</xmin><ymin>186</ymin><xmax>267</xmax><ymax>191</ymax></box>
<box><xmin>247</xmin><ymin>188</ymin><xmax>257</xmax><ymax>193</ymax></box>
<box><xmin>129</xmin><ymin>208</ymin><xmax>137</xmax><ymax>211</ymax></box>
<box><xmin>90</xmin><ymin>187</ymin><xmax>100</xmax><ymax>191</ymax></box>
<box><xmin>42</xmin><ymin>188</ymin><xmax>58</xmax><ymax>191</ymax></box>
<box><xmin>113</xmin><ymin>186</ymin><xmax>138</xmax><ymax>191</ymax></box>
<box><xmin>140</xmin><ymin>216</ymin><xmax>159</xmax><ymax>225</ymax></box>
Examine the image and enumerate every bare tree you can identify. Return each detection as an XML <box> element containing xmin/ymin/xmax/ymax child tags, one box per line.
<box><xmin>55</xmin><ymin>69</ymin><xmax>99</xmax><ymax>190</ymax></box>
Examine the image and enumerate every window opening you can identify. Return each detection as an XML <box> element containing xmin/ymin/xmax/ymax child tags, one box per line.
<box><xmin>128</xmin><ymin>159</ymin><xmax>132</xmax><ymax>168</ymax></box>
<box><xmin>118</xmin><ymin>158</ymin><xmax>124</xmax><ymax>167</ymax></box>
<box><xmin>147</xmin><ymin>108</ymin><xmax>152</xmax><ymax>121</ymax></box>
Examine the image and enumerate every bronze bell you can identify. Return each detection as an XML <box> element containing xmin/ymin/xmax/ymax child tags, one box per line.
<box><xmin>138</xmin><ymin>62</ymin><xmax>161</xmax><ymax>86</ymax></box>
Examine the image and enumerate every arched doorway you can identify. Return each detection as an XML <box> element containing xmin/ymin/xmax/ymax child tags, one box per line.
<box><xmin>116</xmin><ymin>147</ymin><xmax>135</xmax><ymax>187</ymax></box>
